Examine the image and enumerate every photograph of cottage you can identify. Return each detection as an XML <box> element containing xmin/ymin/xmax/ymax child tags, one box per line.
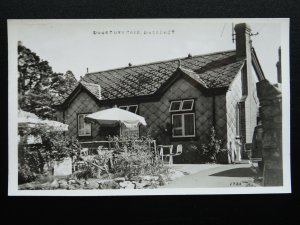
<box><xmin>55</xmin><ymin>23</ymin><xmax>260</xmax><ymax>164</ymax></box>
<box><xmin>9</xmin><ymin>19</ymin><xmax>290</xmax><ymax>194</ymax></box>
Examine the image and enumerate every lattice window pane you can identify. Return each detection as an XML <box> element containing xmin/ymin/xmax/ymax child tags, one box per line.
<box><xmin>128</xmin><ymin>105</ymin><xmax>138</xmax><ymax>114</ymax></box>
<box><xmin>119</xmin><ymin>106</ymin><xmax>127</xmax><ymax>110</ymax></box>
<box><xmin>184</xmin><ymin>114</ymin><xmax>195</xmax><ymax>136</ymax></box>
<box><xmin>182</xmin><ymin>99</ymin><xmax>194</xmax><ymax>111</ymax></box>
<box><xmin>172</xmin><ymin>114</ymin><xmax>183</xmax><ymax>136</ymax></box>
<box><xmin>78</xmin><ymin>114</ymin><xmax>91</xmax><ymax>136</ymax></box>
<box><xmin>169</xmin><ymin>101</ymin><xmax>181</xmax><ymax>112</ymax></box>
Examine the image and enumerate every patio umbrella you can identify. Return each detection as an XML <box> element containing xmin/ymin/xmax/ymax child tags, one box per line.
<box><xmin>85</xmin><ymin>108</ymin><xmax>147</xmax><ymax>128</ymax></box>
<box><xmin>18</xmin><ymin>109</ymin><xmax>68</xmax><ymax>131</ymax></box>
<box><xmin>42</xmin><ymin>119</ymin><xmax>69</xmax><ymax>131</ymax></box>
<box><xmin>18</xmin><ymin>109</ymin><xmax>44</xmax><ymax>128</ymax></box>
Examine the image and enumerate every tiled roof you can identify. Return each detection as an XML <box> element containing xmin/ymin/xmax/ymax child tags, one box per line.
<box><xmin>52</xmin><ymin>84</ymin><xmax>78</xmax><ymax>106</ymax></box>
<box><xmin>80</xmin><ymin>81</ymin><xmax>101</xmax><ymax>100</ymax></box>
<box><xmin>52</xmin><ymin>81</ymin><xmax>101</xmax><ymax>106</ymax></box>
<box><xmin>80</xmin><ymin>50</ymin><xmax>244</xmax><ymax>101</ymax></box>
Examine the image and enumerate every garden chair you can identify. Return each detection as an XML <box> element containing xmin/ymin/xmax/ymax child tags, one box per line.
<box><xmin>167</xmin><ymin>144</ymin><xmax>183</xmax><ymax>165</ymax></box>
<box><xmin>158</xmin><ymin>145</ymin><xmax>173</xmax><ymax>164</ymax></box>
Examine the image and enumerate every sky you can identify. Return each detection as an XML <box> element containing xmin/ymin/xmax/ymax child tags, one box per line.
<box><xmin>14</xmin><ymin>19</ymin><xmax>287</xmax><ymax>84</ymax></box>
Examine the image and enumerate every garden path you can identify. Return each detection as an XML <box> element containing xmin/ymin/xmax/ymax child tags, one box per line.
<box><xmin>162</xmin><ymin>163</ymin><xmax>261</xmax><ymax>188</ymax></box>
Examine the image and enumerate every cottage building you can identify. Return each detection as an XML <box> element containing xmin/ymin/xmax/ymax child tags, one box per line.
<box><xmin>54</xmin><ymin>23</ymin><xmax>266</xmax><ymax>163</ymax></box>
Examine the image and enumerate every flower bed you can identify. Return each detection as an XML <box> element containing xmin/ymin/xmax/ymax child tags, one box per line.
<box><xmin>19</xmin><ymin>135</ymin><xmax>173</xmax><ymax>190</ymax></box>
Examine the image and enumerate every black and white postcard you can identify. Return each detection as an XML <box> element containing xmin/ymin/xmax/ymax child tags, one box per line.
<box><xmin>8</xmin><ymin>19</ymin><xmax>290</xmax><ymax>196</ymax></box>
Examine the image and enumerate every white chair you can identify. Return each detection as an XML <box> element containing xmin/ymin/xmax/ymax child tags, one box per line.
<box><xmin>167</xmin><ymin>144</ymin><xmax>183</xmax><ymax>165</ymax></box>
<box><xmin>158</xmin><ymin>145</ymin><xmax>173</xmax><ymax>162</ymax></box>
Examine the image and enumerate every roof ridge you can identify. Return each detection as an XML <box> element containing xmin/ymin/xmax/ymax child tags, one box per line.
<box><xmin>84</xmin><ymin>49</ymin><xmax>236</xmax><ymax>76</ymax></box>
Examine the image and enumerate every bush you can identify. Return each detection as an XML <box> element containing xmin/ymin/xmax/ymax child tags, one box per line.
<box><xmin>73</xmin><ymin>135</ymin><xmax>170</xmax><ymax>184</ymax></box>
<box><xmin>81</xmin><ymin>150</ymin><xmax>113</xmax><ymax>179</ymax></box>
<box><xmin>173</xmin><ymin>126</ymin><xmax>224</xmax><ymax>164</ymax></box>
<box><xmin>102</xmin><ymin>136</ymin><xmax>168</xmax><ymax>180</ymax></box>
<box><xmin>216</xmin><ymin>149</ymin><xmax>231</xmax><ymax>164</ymax></box>
<box><xmin>18</xmin><ymin>125</ymin><xmax>81</xmax><ymax>184</ymax></box>
<box><xmin>172</xmin><ymin>143</ymin><xmax>203</xmax><ymax>164</ymax></box>
<box><xmin>201</xmin><ymin>127</ymin><xmax>222</xmax><ymax>163</ymax></box>
<box><xmin>112</xmin><ymin>150</ymin><xmax>167</xmax><ymax>180</ymax></box>
<box><xmin>18</xmin><ymin>164</ymin><xmax>37</xmax><ymax>184</ymax></box>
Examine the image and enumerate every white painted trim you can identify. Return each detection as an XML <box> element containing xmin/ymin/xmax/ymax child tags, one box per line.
<box><xmin>172</xmin><ymin>113</ymin><xmax>196</xmax><ymax>138</ymax></box>
<box><xmin>119</xmin><ymin>104</ymin><xmax>138</xmax><ymax>114</ymax></box>
<box><xmin>169</xmin><ymin>100</ymin><xmax>182</xmax><ymax>112</ymax></box>
<box><xmin>181</xmin><ymin>99</ymin><xmax>194</xmax><ymax>111</ymax></box>
<box><xmin>77</xmin><ymin>114</ymin><xmax>92</xmax><ymax>137</ymax></box>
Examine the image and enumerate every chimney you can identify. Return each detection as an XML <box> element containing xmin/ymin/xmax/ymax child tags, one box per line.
<box><xmin>276</xmin><ymin>47</ymin><xmax>282</xmax><ymax>83</ymax></box>
<box><xmin>234</xmin><ymin>23</ymin><xmax>252</xmax><ymax>59</ymax></box>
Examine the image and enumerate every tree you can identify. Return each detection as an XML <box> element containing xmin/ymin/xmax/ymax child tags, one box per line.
<box><xmin>64</xmin><ymin>70</ymin><xmax>77</xmax><ymax>90</ymax></box>
<box><xmin>18</xmin><ymin>41</ymin><xmax>77</xmax><ymax>119</ymax></box>
<box><xmin>50</xmin><ymin>70</ymin><xmax>77</xmax><ymax>97</ymax></box>
<box><xmin>18</xmin><ymin>41</ymin><xmax>56</xmax><ymax>119</ymax></box>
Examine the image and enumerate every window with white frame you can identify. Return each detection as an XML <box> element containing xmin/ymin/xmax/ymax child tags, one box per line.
<box><xmin>169</xmin><ymin>99</ymin><xmax>194</xmax><ymax>112</ymax></box>
<box><xmin>119</xmin><ymin>105</ymin><xmax>138</xmax><ymax>114</ymax></box>
<box><xmin>77</xmin><ymin>114</ymin><xmax>92</xmax><ymax>137</ymax></box>
<box><xmin>170</xmin><ymin>99</ymin><xmax>195</xmax><ymax>137</ymax></box>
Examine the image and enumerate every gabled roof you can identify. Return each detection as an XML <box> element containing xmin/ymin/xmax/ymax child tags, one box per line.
<box><xmin>52</xmin><ymin>81</ymin><xmax>101</xmax><ymax>106</ymax></box>
<box><xmin>80</xmin><ymin>81</ymin><xmax>101</xmax><ymax>100</ymax></box>
<box><xmin>81</xmin><ymin>50</ymin><xmax>244</xmax><ymax>100</ymax></box>
<box><xmin>52</xmin><ymin>84</ymin><xmax>78</xmax><ymax>106</ymax></box>
<box><xmin>55</xmin><ymin>50</ymin><xmax>246</xmax><ymax>106</ymax></box>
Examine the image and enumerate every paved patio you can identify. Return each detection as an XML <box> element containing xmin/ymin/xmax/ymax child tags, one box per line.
<box><xmin>162</xmin><ymin>163</ymin><xmax>262</xmax><ymax>188</ymax></box>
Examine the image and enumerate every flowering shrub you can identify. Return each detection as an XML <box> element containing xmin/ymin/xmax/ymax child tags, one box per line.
<box><xmin>110</xmin><ymin>136</ymin><xmax>169</xmax><ymax>180</ymax></box>
<box><xmin>112</xmin><ymin>150</ymin><xmax>167</xmax><ymax>180</ymax></box>
<box><xmin>177</xmin><ymin>126</ymin><xmax>224</xmax><ymax>164</ymax></box>
<box><xmin>201</xmin><ymin>126</ymin><xmax>223</xmax><ymax>163</ymax></box>
<box><xmin>79</xmin><ymin>135</ymin><xmax>170</xmax><ymax>182</ymax></box>
<box><xmin>81</xmin><ymin>150</ymin><xmax>113</xmax><ymax>179</ymax></box>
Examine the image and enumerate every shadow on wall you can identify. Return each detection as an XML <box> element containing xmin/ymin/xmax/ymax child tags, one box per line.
<box><xmin>209</xmin><ymin>168</ymin><xmax>257</xmax><ymax>178</ymax></box>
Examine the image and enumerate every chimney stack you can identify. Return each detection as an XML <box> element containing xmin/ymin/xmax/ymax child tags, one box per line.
<box><xmin>234</xmin><ymin>23</ymin><xmax>252</xmax><ymax>59</ymax></box>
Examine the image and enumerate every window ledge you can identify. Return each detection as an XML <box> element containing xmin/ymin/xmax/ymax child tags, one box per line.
<box><xmin>170</xmin><ymin>136</ymin><xmax>199</xmax><ymax>142</ymax></box>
